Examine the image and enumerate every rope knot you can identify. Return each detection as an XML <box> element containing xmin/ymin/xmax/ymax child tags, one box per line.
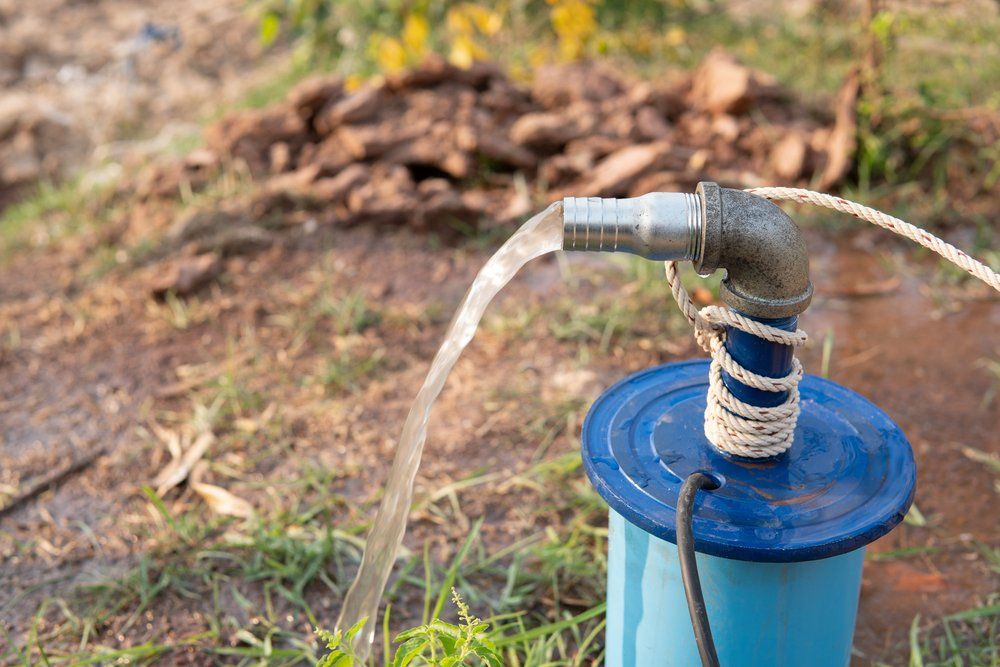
<box><xmin>690</xmin><ymin>305</ymin><xmax>726</xmax><ymax>353</ymax></box>
<box><xmin>665</xmin><ymin>262</ymin><xmax>808</xmax><ymax>459</ymax></box>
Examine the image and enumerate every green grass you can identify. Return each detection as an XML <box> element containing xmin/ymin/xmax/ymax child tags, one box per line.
<box><xmin>899</xmin><ymin>601</ymin><xmax>1000</xmax><ymax>667</ymax></box>
<box><xmin>317</xmin><ymin>523</ymin><xmax>606</xmax><ymax>666</ymax></box>
<box><xmin>319</xmin><ymin>350</ymin><xmax>386</xmax><ymax>394</ymax></box>
<box><xmin>0</xmin><ymin>179</ymin><xmax>101</xmax><ymax>257</ymax></box>
<box><xmin>544</xmin><ymin>255</ymin><xmax>706</xmax><ymax>362</ymax></box>
<box><xmin>5</xmin><ymin>420</ymin><xmax>607</xmax><ymax>665</ymax></box>
<box><xmin>6</xmin><ymin>498</ymin><xmax>361</xmax><ymax>664</ymax></box>
<box><xmin>314</xmin><ymin>291</ymin><xmax>383</xmax><ymax>338</ymax></box>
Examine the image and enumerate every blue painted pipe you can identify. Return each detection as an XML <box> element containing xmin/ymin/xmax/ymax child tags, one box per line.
<box><xmin>582</xmin><ymin>340</ymin><xmax>915</xmax><ymax>667</ymax></box>
<box><xmin>723</xmin><ymin>315</ymin><xmax>797</xmax><ymax>408</ymax></box>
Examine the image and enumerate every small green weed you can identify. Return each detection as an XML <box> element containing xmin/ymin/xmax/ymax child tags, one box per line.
<box><xmin>319</xmin><ymin>292</ymin><xmax>383</xmax><ymax>337</ymax></box>
<box><xmin>0</xmin><ymin>179</ymin><xmax>108</xmax><ymax>257</ymax></box>
<box><xmin>317</xmin><ymin>618</ymin><xmax>368</xmax><ymax>666</ymax></box>
<box><xmin>901</xmin><ymin>599</ymin><xmax>1000</xmax><ymax>667</ymax></box>
<box><xmin>389</xmin><ymin>589</ymin><xmax>501</xmax><ymax>666</ymax></box>
<box><xmin>319</xmin><ymin>350</ymin><xmax>386</xmax><ymax>394</ymax></box>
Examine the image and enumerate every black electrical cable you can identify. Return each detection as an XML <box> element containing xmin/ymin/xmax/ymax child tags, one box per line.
<box><xmin>677</xmin><ymin>472</ymin><xmax>722</xmax><ymax>667</ymax></box>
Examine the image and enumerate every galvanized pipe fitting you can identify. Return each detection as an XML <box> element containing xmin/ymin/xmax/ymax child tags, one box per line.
<box><xmin>695</xmin><ymin>183</ymin><xmax>813</xmax><ymax>318</ymax></box>
<box><xmin>563</xmin><ymin>183</ymin><xmax>813</xmax><ymax>319</ymax></box>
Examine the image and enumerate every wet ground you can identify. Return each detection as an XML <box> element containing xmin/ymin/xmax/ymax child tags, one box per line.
<box><xmin>801</xmin><ymin>232</ymin><xmax>999</xmax><ymax>661</ymax></box>
<box><xmin>0</xmin><ymin>212</ymin><xmax>997</xmax><ymax>663</ymax></box>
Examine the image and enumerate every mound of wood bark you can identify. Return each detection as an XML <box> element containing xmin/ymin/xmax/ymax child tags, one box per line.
<box><xmin>144</xmin><ymin>49</ymin><xmax>853</xmax><ymax>234</ymax></box>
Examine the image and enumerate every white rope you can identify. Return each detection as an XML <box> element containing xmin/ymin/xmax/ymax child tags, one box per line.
<box><xmin>747</xmin><ymin>188</ymin><xmax>1000</xmax><ymax>292</ymax></box>
<box><xmin>666</xmin><ymin>187</ymin><xmax>1000</xmax><ymax>459</ymax></box>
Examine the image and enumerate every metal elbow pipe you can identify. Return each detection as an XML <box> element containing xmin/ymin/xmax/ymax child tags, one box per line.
<box><xmin>563</xmin><ymin>182</ymin><xmax>812</xmax><ymax>318</ymax></box>
<box><xmin>695</xmin><ymin>183</ymin><xmax>812</xmax><ymax>318</ymax></box>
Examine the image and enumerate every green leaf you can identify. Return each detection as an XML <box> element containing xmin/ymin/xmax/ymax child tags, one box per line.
<box><xmin>904</xmin><ymin>504</ymin><xmax>927</xmax><ymax>527</ymax></box>
<box><xmin>315</xmin><ymin>618</ymin><xmax>367</xmax><ymax>667</ymax></box>
<box><xmin>391</xmin><ymin>636</ymin><xmax>427</xmax><ymax>667</ymax></box>
<box><xmin>908</xmin><ymin>615</ymin><xmax>924</xmax><ymax>667</ymax></box>
<box><xmin>470</xmin><ymin>639</ymin><xmax>503</xmax><ymax>667</ymax></box>
<box><xmin>429</xmin><ymin>620</ymin><xmax>463</xmax><ymax>638</ymax></box>
<box><xmin>140</xmin><ymin>485</ymin><xmax>187</xmax><ymax>541</ymax></box>
<box><xmin>344</xmin><ymin>618</ymin><xmax>368</xmax><ymax>640</ymax></box>
<box><xmin>494</xmin><ymin>602</ymin><xmax>607</xmax><ymax>646</ymax></box>
<box><xmin>436</xmin><ymin>630</ymin><xmax>458</xmax><ymax>654</ymax></box>
<box><xmin>259</xmin><ymin>12</ymin><xmax>282</xmax><ymax>46</ymax></box>
<box><xmin>392</xmin><ymin>627</ymin><xmax>425</xmax><ymax>643</ymax></box>
<box><xmin>945</xmin><ymin>603</ymin><xmax>1000</xmax><ymax>622</ymax></box>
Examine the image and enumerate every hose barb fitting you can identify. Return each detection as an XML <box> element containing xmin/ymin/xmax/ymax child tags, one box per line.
<box><xmin>562</xmin><ymin>192</ymin><xmax>703</xmax><ymax>262</ymax></box>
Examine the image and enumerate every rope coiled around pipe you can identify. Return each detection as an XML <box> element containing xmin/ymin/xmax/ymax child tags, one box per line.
<box><xmin>665</xmin><ymin>187</ymin><xmax>1000</xmax><ymax>459</ymax></box>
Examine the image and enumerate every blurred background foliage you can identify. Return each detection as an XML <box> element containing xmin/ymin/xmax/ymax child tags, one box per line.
<box><xmin>252</xmin><ymin>0</ymin><xmax>998</xmax><ymax>102</ymax></box>
<box><xmin>250</xmin><ymin>0</ymin><xmax>1000</xmax><ymax>230</ymax></box>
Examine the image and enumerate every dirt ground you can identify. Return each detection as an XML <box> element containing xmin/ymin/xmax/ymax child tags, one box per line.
<box><xmin>0</xmin><ymin>0</ymin><xmax>284</xmax><ymax>208</ymax></box>
<box><xmin>1</xmin><ymin>205</ymin><xmax>997</xmax><ymax>663</ymax></box>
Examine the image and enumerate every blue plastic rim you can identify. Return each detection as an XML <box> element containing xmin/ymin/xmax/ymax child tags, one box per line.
<box><xmin>581</xmin><ymin>360</ymin><xmax>917</xmax><ymax>562</ymax></box>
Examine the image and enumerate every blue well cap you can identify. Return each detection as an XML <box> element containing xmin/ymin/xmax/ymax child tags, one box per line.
<box><xmin>581</xmin><ymin>360</ymin><xmax>916</xmax><ymax>562</ymax></box>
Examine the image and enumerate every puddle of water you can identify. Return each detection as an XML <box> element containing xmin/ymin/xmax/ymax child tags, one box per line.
<box><xmin>336</xmin><ymin>202</ymin><xmax>564</xmax><ymax>655</ymax></box>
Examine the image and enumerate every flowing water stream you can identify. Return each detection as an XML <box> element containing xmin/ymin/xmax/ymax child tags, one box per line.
<box><xmin>336</xmin><ymin>202</ymin><xmax>564</xmax><ymax>654</ymax></box>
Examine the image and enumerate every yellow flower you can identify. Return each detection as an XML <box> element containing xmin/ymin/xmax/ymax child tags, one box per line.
<box><xmin>463</xmin><ymin>4</ymin><xmax>503</xmax><ymax>36</ymax></box>
<box><xmin>665</xmin><ymin>25</ymin><xmax>686</xmax><ymax>48</ymax></box>
<box><xmin>550</xmin><ymin>0</ymin><xmax>596</xmax><ymax>61</ymax></box>
<box><xmin>344</xmin><ymin>74</ymin><xmax>366</xmax><ymax>92</ymax></box>
<box><xmin>449</xmin><ymin>33</ymin><xmax>487</xmax><ymax>69</ymax></box>
<box><xmin>447</xmin><ymin>6</ymin><xmax>473</xmax><ymax>35</ymax></box>
<box><xmin>445</xmin><ymin>3</ymin><xmax>503</xmax><ymax>69</ymax></box>
<box><xmin>375</xmin><ymin>35</ymin><xmax>408</xmax><ymax>74</ymax></box>
<box><xmin>402</xmin><ymin>13</ymin><xmax>430</xmax><ymax>59</ymax></box>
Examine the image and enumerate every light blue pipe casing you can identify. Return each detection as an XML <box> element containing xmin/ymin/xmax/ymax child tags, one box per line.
<box><xmin>606</xmin><ymin>510</ymin><xmax>865</xmax><ymax>667</ymax></box>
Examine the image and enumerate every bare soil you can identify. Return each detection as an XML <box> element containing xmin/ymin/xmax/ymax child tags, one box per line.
<box><xmin>0</xmin><ymin>0</ymin><xmax>282</xmax><ymax>207</ymax></box>
<box><xmin>1</xmin><ymin>207</ymin><xmax>997</xmax><ymax>664</ymax></box>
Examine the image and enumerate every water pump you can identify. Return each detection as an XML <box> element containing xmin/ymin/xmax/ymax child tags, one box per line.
<box><xmin>563</xmin><ymin>183</ymin><xmax>916</xmax><ymax>667</ymax></box>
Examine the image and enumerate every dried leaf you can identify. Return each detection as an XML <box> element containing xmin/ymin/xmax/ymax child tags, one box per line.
<box><xmin>189</xmin><ymin>462</ymin><xmax>254</xmax><ymax>519</ymax></box>
<box><xmin>904</xmin><ymin>503</ymin><xmax>927</xmax><ymax>527</ymax></box>
<box><xmin>153</xmin><ymin>431</ymin><xmax>215</xmax><ymax>496</ymax></box>
<box><xmin>234</xmin><ymin>402</ymin><xmax>277</xmax><ymax>434</ymax></box>
<box><xmin>962</xmin><ymin>446</ymin><xmax>1000</xmax><ymax>474</ymax></box>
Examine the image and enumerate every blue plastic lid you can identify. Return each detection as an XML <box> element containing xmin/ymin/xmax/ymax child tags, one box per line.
<box><xmin>581</xmin><ymin>360</ymin><xmax>916</xmax><ymax>563</ymax></box>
